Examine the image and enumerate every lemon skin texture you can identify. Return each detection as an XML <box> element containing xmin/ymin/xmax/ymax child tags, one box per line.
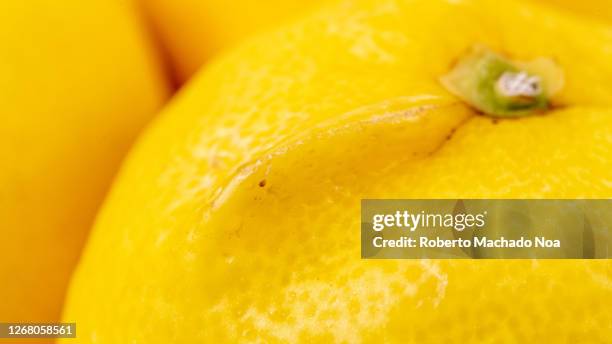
<box><xmin>0</xmin><ymin>0</ymin><xmax>169</xmax><ymax>329</ymax></box>
<box><xmin>139</xmin><ymin>0</ymin><xmax>327</xmax><ymax>81</ymax></box>
<box><xmin>63</xmin><ymin>0</ymin><xmax>611</xmax><ymax>342</ymax></box>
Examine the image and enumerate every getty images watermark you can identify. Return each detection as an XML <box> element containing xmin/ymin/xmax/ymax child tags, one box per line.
<box><xmin>361</xmin><ymin>199</ymin><xmax>611</xmax><ymax>259</ymax></box>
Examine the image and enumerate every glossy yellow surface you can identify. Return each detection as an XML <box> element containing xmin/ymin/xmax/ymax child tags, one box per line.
<box><xmin>0</xmin><ymin>0</ymin><xmax>169</xmax><ymax>328</ymax></box>
<box><xmin>63</xmin><ymin>0</ymin><xmax>612</xmax><ymax>342</ymax></box>
<box><xmin>140</xmin><ymin>0</ymin><xmax>326</xmax><ymax>81</ymax></box>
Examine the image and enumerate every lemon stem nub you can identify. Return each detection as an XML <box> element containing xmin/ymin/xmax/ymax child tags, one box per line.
<box><xmin>440</xmin><ymin>45</ymin><xmax>564</xmax><ymax>118</ymax></box>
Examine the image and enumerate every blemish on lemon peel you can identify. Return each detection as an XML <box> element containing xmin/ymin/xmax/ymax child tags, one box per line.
<box><xmin>441</xmin><ymin>45</ymin><xmax>565</xmax><ymax>118</ymax></box>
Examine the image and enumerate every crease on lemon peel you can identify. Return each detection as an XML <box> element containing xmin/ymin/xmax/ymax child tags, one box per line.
<box><xmin>207</xmin><ymin>95</ymin><xmax>470</xmax><ymax>214</ymax></box>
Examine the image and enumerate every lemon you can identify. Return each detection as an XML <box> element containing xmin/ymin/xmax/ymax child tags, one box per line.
<box><xmin>0</xmin><ymin>0</ymin><xmax>169</xmax><ymax>329</ymax></box>
<box><xmin>63</xmin><ymin>0</ymin><xmax>611</xmax><ymax>342</ymax></box>
<box><xmin>139</xmin><ymin>0</ymin><xmax>327</xmax><ymax>81</ymax></box>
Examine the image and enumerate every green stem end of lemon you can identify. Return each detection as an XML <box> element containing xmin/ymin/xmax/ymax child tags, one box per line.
<box><xmin>441</xmin><ymin>45</ymin><xmax>564</xmax><ymax>118</ymax></box>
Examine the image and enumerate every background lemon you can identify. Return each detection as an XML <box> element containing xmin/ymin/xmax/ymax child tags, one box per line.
<box><xmin>0</xmin><ymin>0</ymin><xmax>169</xmax><ymax>332</ymax></box>
<box><xmin>139</xmin><ymin>0</ymin><xmax>327</xmax><ymax>81</ymax></box>
<box><xmin>63</xmin><ymin>0</ymin><xmax>611</xmax><ymax>342</ymax></box>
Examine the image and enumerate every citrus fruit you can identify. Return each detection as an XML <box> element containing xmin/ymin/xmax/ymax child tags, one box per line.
<box><xmin>63</xmin><ymin>0</ymin><xmax>611</xmax><ymax>342</ymax></box>
<box><xmin>0</xmin><ymin>0</ymin><xmax>169</xmax><ymax>330</ymax></box>
<box><xmin>139</xmin><ymin>0</ymin><xmax>326</xmax><ymax>81</ymax></box>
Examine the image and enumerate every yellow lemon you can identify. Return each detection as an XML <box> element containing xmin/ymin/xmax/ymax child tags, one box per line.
<box><xmin>0</xmin><ymin>0</ymin><xmax>169</xmax><ymax>330</ymax></box>
<box><xmin>63</xmin><ymin>0</ymin><xmax>611</xmax><ymax>342</ymax></box>
<box><xmin>139</xmin><ymin>0</ymin><xmax>327</xmax><ymax>81</ymax></box>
